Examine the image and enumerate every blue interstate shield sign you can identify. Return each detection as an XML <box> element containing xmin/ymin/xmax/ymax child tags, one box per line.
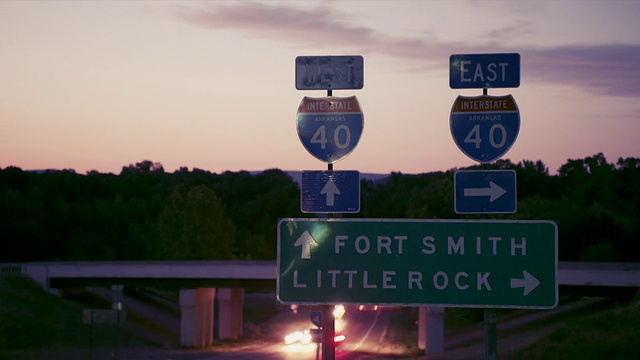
<box><xmin>310</xmin><ymin>310</ymin><xmax>322</xmax><ymax>327</ymax></box>
<box><xmin>297</xmin><ymin>96</ymin><xmax>364</xmax><ymax>163</ymax></box>
<box><xmin>450</xmin><ymin>95</ymin><xmax>520</xmax><ymax>163</ymax></box>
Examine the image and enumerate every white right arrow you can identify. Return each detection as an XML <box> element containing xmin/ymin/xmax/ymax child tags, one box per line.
<box><xmin>294</xmin><ymin>230</ymin><xmax>318</xmax><ymax>260</ymax></box>
<box><xmin>464</xmin><ymin>181</ymin><xmax>507</xmax><ymax>202</ymax></box>
<box><xmin>510</xmin><ymin>270</ymin><xmax>540</xmax><ymax>296</ymax></box>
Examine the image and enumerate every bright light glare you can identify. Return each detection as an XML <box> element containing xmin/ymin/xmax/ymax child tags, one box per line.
<box><xmin>284</xmin><ymin>331</ymin><xmax>303</xmax><ymax>345</ymax></box>
<box><xmin>310</xmin><ymin>223</ymin><xmax>331</xmax><ymax>248</ymax></box>
<box><xmin>333</xmin><ymin>304</ymin><xmax>345</xmax><ymax>319</ymax></box>
<box><xmin>285</xmin><ymin>330</ymin><xmax>312</xmax><ymax>345</ymax></box>
<box><xmin>334</xmin><ymin>334</ymin><xmax>346</xmax><ymax>343</ymax></box>
<box><xmin>300</xmin><ymin>330</ymin><xmax>312</xmax><ymax>345</ymax></box>
<box><xmin>283</xmin><ymin>329</ymin><xmax>316</xmax><ymax>354</ymax></box>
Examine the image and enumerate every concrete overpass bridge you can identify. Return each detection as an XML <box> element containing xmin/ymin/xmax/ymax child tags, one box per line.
<box><xmin>14</xmin><ymin>260</ymin><xmax>275</xmax><ymax>348</ymax></box>
<box><xmin>4</xmin><ymin>261</ymin><xmax>640</xmax><ymax>350</ymax></box>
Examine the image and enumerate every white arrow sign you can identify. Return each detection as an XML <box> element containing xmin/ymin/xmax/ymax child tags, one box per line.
<box><xmin>294</xmin><ymin>230</ymin><xmax>318</xmax><ymax>259</ymax></box>
<box><xmin>464</xmin><ymin>181</ymin><xmax>507</xmax><ymax>202</ymax></box>
<box><xmin>320</xmin><ymin>179</ymin><xmax>341</xmax><ymax>206</ymax></box>
<box><xmin>510</xmin><ymin>270</ymin><xmax>540</xmax><ymax>296</ymax></box>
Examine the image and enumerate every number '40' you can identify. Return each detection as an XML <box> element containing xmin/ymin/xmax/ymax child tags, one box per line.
<box><xmin>311</xmin><ymin>125</ymin><xmax>351</xmax><ymax>149</ymax></box>
<box><xmin>464</xmin><ymin>124</ymin><xmax>507</xmax><ymax>149</ymax></box>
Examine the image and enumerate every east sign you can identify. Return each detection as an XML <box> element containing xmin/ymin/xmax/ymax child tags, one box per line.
<box><xmin>450</xmin><ymin>53</ymin><xmax>520</xmax><ymax>89</ymax></box>
<box><xmin>277</xmin><ymin>218</ymin><xmax>558</xmax><ymax>309</ymax></box>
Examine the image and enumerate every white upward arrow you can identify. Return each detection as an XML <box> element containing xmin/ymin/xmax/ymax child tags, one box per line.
<box><xmin>510</xmin><ymin>270</ymin><xmax>540</xmax><ymax>296</ymax></box>
<box><xmin>294</xmin><ymin>230</ymin><xmax>318</xmax><ymax>260</ymax></box>
<box><xmin>320</xmin><ymin>179</ymin><xmax>341</xmax><ymax>206</ymax></box>
<box><xmin>464</xmin><ymin>181</ymin><xmax>507</xmax><ymax>202</ymax></box>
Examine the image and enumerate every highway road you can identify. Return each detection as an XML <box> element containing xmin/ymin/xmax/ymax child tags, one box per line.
<box><xmin>76</xmin><ymin>288</ymin><xmax>413</xmax><ymax>359</ymax></box>
<box><xmin>67</xmin><ymin>289</ymin><xmax>612</xmax><ymax>360</ymax></box>
<box><xmin>5</xmin><ymin>289</ymin><xmax>613</xmax><ymax>360</ymax></box>
<box><xmin>120</xmin><ymin>298</ymin><xmax>608</xmax><ymax>360</ymax></box>
<box><xmin>200</xmin><ymin>304</ymin><xmax>409</xmax><ymax>359</ymax></box>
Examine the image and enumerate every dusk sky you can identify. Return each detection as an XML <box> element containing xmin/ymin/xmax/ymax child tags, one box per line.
<box><xmin>2</xmin><ymin>1</ymin><xmax>639</xmax><ymax>175</ymax></box>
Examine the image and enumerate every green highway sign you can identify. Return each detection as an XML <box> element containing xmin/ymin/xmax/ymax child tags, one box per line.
<box><xmin>277</xmin><ymin>218</ymin><xmax>558</xmax><ymax>309</ymax></box>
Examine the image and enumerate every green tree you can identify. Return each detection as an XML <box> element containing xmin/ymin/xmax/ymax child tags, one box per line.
<box><xmin>154</xmin><ymin>185</ymin><xmax>236</xmax><ymax>260</ymax></box>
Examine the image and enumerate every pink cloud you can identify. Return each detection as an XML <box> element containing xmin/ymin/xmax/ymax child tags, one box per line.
<box><xmin>178</xmin><ymin>2</ymin><xmax>376</xmax><ymax>48</ymax></box>
<box><xmin>177</xmin><ymin>2</ymin><xmax>640</xmax><ymax>97</ymax></box>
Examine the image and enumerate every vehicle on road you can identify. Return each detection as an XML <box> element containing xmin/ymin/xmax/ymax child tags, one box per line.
<box><xmin>284</xmin><ymin>328</ymin><xmax>345</xmax><ymax>346</ymax></box>
<box><xmin>285</xmin><ymin>304</ymin><xmax>347</xmax><ymax>346</ymax></box>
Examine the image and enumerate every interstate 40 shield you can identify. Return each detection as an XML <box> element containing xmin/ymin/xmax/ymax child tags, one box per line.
<box><xmin>297</xmin><ymin>96</ymin><xmax>364</xmax><ymax>163</ymax></box>
<box><xmin>450</xmin><ymin>94</ymin><xmax>520</xmax><ymax>163</ymax></box>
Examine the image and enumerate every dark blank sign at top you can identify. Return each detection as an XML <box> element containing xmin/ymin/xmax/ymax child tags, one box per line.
<box><xmin>296</xmin><ymin>56</ymin><xmax>364</xmax><ymax>90</ymax></box>
<box><xmin>450</xmin><ymin>53</ymin><xmax>520</xmax><ymax>89</ymax></box>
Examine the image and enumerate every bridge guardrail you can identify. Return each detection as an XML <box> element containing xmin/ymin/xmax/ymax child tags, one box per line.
<box><xmin>0</xmin><ymin>263</ymin><xmax>23</xmax><ymax>276</ymax></box>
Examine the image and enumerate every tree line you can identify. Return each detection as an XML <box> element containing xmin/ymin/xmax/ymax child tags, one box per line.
<box><xmin>1</xmin><ymin>153</ymin><xmax>639</xmax><ymax>263</ymax></box>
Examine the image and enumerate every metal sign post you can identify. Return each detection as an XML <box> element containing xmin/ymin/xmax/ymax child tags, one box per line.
<box><xmin>321</xmin><ymin>304</ymin><xmax>335</xmax><ymax>360</ymax></box>
<box><xmin>484</xmin><ymin>308</ymin><xmax>497</xmax><ymax>360</ymax></box>
<box><xmin>450</xmin><ymin>52</ymin><xmax>530</xmax><ymax>360</ymax></box>
<box><xmin>293</xmin><ymin>56</ymin><xmax>364</xmax><ymax>360</ymax></box>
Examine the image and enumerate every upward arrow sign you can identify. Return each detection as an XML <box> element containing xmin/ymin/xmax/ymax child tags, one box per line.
<box><xmin>300</xmin><ymin>170</ymin><xmax>360</xmax><ymax>213</ymax></box>
<box><xmin>320</xmin><ymin>179</ymin><xmax>341</xmax><ymax>206</ymax></box>
<box><xmin>294</xmin><ymin>230</ymin><xmax>318</xmax><ymax>259</ymax></box>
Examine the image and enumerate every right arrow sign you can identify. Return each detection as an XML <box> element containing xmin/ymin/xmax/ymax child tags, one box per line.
<box><xmin>510</xmin><ymin>270</ymin><xmax>540</xmax><ymax>296</ymax></box>
<box><xmin>455</xmin><ymin>170</ymin><xmax>517</xmax><ymax>214</ymax></box>
<box><xmin>464</xmin><ymin>181</ymin><xmax>507</xmax><ymax>202</ymax></box>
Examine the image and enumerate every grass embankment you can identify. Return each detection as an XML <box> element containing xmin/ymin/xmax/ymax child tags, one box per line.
<box><xmin>2</xmin><ymin>275</ymin><xmax>640</xmax><ymax>359</ymax></box>
<box><xmin>0</xmin><ymin>276</ymin><xmax>156</xmax><ymax>352</ymax></box>
<box><xmin>386</xmin><ymin>298</ymin><xmax>640</xmax><ymax>359</ymax></box>
<box><xmin>0</xmin><ymin>276</ymin><xmax>280</xmax><ymax>354</ymax></box>
<box><xmin>513</xmin><ymin>301</ymin><xmax>640</xmax><ymax>359</ymax></box>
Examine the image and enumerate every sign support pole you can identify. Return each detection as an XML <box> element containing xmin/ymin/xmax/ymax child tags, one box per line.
<box><xmin>480</xmin><ymin>87</ymin><xmax>497</xmax><ymax>360</ymax></box>
<box><xmin>484</xmin><ymin>309</ymin><xmax>497</xmax><ymax>360</ymax></box>
<box><xmin>320</xmin><ymin>89</ymin><xmax>336</xmax><ymax>360</ymax></box>
<box><xmin>321</xmin><ymin>304</ymin><xmax>336</xmax><ymax>360</ymax></box>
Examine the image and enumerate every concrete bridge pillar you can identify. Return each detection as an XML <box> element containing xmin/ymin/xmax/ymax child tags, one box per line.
<box><xmin>217</xmin><ymin>288</ymin><xmax>244</xmax><ymax>339</ymax></box>
<box><xmin>22</xmin><ymin>263</ymin><xmax>59</xmax><ymax>295</ymax></box>
<box><xmin>179</xmin><ymin>288</ymin><xmax>215</xmax><ymax>348</ymax></box>
<box><xmin>418</xmin><ymin>306</ymin><xmax>445</xmax><ymax>355</ymax></box>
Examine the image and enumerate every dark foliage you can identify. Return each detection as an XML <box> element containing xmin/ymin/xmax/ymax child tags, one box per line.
<box><xmin>1</xmin><ymin>153</ymin><xmax>638</xmax><ymax>262</ymax></box>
